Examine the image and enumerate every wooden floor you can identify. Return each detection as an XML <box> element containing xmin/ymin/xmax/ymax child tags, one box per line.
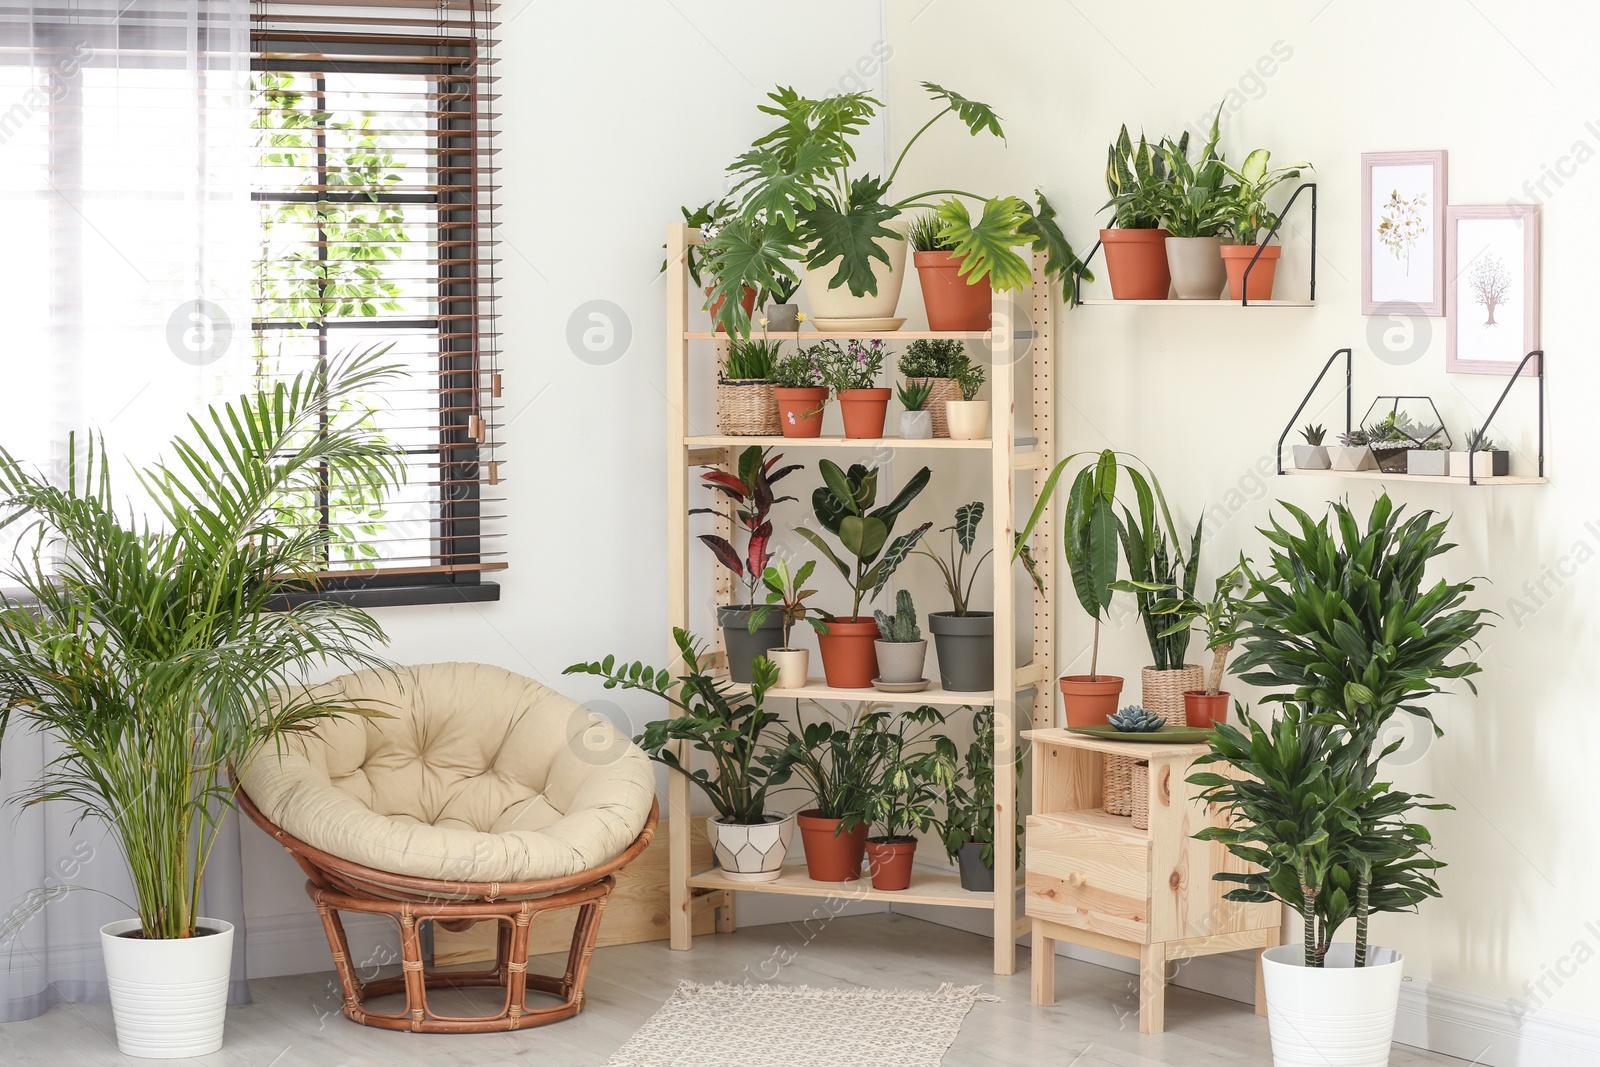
<box><xmin>0</xmin><ymin>913</ymin><xmax>1469</xmax><ymax>1066</ymax></box>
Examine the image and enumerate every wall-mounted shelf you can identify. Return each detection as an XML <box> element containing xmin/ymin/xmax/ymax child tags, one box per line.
<box><xmin>1077</xmin><ymin>298</ymin><xmax>1313</xmax><ymax>308</ymax></box>
<box><xmin>683</xmin><ymin>330</ymin><xmax>1037</xmax><ymax>342</ymax></box>
<box><xmin>1282</xmin><ymin>468</ymin><xmax>1547</xmax><ymax>487</ymax></box>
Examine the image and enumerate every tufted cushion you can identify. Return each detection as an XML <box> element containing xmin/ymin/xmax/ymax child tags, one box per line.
<box><xmin>237</xmin><ymin>663</ymin><xmax>656</xmax><ymax>884</ymax></box>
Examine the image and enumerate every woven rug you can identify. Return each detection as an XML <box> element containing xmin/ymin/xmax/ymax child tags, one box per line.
<box><xmin>604</xmin><ymin>981</ymin><xmax>998</xmax><ymax>1067</ymax></box>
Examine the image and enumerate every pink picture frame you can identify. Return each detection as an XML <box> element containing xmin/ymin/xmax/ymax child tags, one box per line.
<box><xmin>1361</xmin><ymin>151</ymin><xmax>1448</xmax><ymax>316</ymax></box>
<box><xmin>1445</xmin><ymin>204</ymin><xmax>1540</xmax><ymax>376</ymax></box>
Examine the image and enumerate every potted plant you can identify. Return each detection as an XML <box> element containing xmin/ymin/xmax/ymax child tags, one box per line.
<box><xmin>1159</xmin><ymin>108</ymin><xmax>1233</xmax><ymax>300</ymax></box>
<box><xmin>1100</xmin><ymin>124</ymin><xmax>1178</xmax><ymax>299</ymax></box>
<box><xmin>910</xmin><ymin>211</ymin><xmax>992</xmax><ymax>331</ymax></box>
<box><xmin>1219</xmin><ymin>149</ymin><xmax>1307</xmax><ymax>302</ymax></box>
<box><xmin>0</xmin><ymin>353</ymin><xmax>408</xmax><ymax>1058</ymax></box>
<box><xmin>873</xmin><ymin>589</ymin><xmax>927</xmax><ymax>686</ymax></box>
<box><xmin>859</xmin><ymin>706</ymin><xmax>954</xmax><ymax>891</ymax></box>
<box><xmin>820</xmin><ymin>337</ymin><xmax>892</xmax><ymax>438</ymax></box>
<box><xmin>1195</xmin><ymin>494</ymin><xmax>1490</xmax><ymax>1066</ymax></box>
<box><xmin>1147</xmin><ymin>561</ymin><xmax>1250</xmax><ymax>726</ymax></box>
<box><xmin>897</xmin><ymin>379</ymin><xmax>934</xmax><ymax>440</ymax></box>
<box><xmin>690</xmin><ymin>445</ymin><xmax>802</xmax><ymax>683</ymax></box>
<box><xmin>797</xmin><ymin>460</ymin><xmax>932</xmax><ymax>688</ymax></box>
<box><xmin>1293</xmin><ymin>423</ymin><xmax>1329</xmax><ymax>470</ymax></box>
<box><xmin>762</xmin><ymin>274</ymin><xmax>803</xmax><ymax>333</ymax></box>
<box><xmin>702</xmin><ymin>83</ymin><xmax>1090</xmax><ymax>334</ymax></box>
<box><xmin>1448</xmin><ymin>427</ymin><xmax>1510</xmax><ymax>479</ymax></box>
<box><xmin>716</xmin><ymin>335</ymin><xmax>783</xmax><ymax>436</ymax></box>
<box><xmin>1365</xmin><ymin>408</ymin><xmax>1447</xmax><ymax>474</ymax></box>
<box><xmin>935</xmin><ymin>705</ymin><xmax>1022</xmax><ymax>892</ymax></box>
<box><xmin>673</xmin><ymin>199</ymin><xmax>758</xmax><ymax>330</ymax></box>
<box><xmin>771</xmin><ymin>343</ymin><xmax>830</xmax><ymax>438</ymax></box>
<box><xmin>1114</xmin><ymin>490</ymin><xmax>1204</xmax><ymax>726</ymax></box>
<box><xmin>1406</xmin><ymin>438</ymin><xmax>1452</xmax><ymax>477</ymax></box>
<box><xmin>568</xmin><ymin>630</ymin><xmax>795</xmax><ymax>882</ymax></box>
<box><xmin>899</xmin><ymin>338</ymin><xmax>971</xmax><ymax>438</ymax></box>
<box><xmin>770</xmin><ymin>704</ymin><xmax>883</xmax><ymax>881</ymax></box>
<box><xmin>916</xmin><ymin>502</ymin><xmax>996</xmax><ymax>692</ymax></box>
<box><xmin>748</xmin><ymin>558</ymin><xmax>827</xmax><ymax>689</ymax></box>
<box><xmin>944</xmin><ymin>362</ymin><xmax>988</xmax><ymax>440</ymax></box>
<box><xmin>1328</xmin><ymin>427</ymin><xmax>1375</xmax><ymax>471</ymax></box>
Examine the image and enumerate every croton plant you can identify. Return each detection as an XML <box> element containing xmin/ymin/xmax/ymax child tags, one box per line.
<box><xmin>691</xmin><ymin>445</ymin><xmax>802</xmax><ymax>606</ymax></box>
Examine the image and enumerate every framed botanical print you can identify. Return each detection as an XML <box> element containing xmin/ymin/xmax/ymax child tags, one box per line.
<box><xmin>1362</xmin><ymin>151</ymin><xmax>1448</xmax><ymax>315</ymax></box>
<box><xmin>1445</xmin><ymin>205</ymin><xmax>1539</xmax><ymax>375</ymax></box>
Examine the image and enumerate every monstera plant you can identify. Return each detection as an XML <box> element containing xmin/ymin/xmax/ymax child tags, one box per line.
<box><xmin>703</xmin><ymin>82</ymin><xmax>1092</xmax><ymax>333</ymax></box>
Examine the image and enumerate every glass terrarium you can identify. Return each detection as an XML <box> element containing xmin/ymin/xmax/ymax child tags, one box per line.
<box><xmin>1361</xmin><ymin>396</ymin><xmax>1451</xmax><ymax>473</ymax></box>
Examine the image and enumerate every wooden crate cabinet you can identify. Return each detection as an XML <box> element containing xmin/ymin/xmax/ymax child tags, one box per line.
<box><xmin>1022</xmin><ymin>728</ymin><xmax>1282</xmax><ymax>1033</ymax></box>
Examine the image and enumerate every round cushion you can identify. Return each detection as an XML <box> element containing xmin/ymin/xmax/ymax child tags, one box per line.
<box><xmin>238</xmin><ymin>663</ymin><xmax>656</xmax><ymax>884</ymax></box>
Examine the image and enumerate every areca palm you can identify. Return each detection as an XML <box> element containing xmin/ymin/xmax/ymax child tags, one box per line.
<box><xmin>0</xmin><ymin>350</ymin><xmax>407</xmax><ymax>939</ymax></box>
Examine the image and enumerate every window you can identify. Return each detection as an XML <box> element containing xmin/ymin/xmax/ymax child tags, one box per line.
<box><xmin>252</xmin><ymin>0</ymin><xmax>502</xmax><ymax>603</ymax></box>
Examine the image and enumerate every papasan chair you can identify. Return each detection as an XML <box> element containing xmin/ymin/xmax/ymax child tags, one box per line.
<box><xmin>237</xmin><ymin>663</ymin><xmax>658</xmax><ymax>1034</ymax></box>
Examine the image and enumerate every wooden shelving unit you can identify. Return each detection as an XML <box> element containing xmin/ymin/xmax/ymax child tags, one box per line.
<box><xmin>665</xmin><ymin>222</ymin><xmax>1062</xmax><ymax>976</ymax></box>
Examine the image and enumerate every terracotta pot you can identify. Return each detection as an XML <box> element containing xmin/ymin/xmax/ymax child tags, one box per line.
<box><xmin>816</xmin><ymin>616</ymin><xmax>879</xmax><ymax>688</ymax></box>
<box><xmin>1222</xmin><ymin>243</ymin><xmax>1281</xmax><ymax>302</ymax></box>
<box><xmin>1165</xmin><ymin>236</ymin><xmax>1226</xmax><ymax>300</ymax></box>
<box><xmin>773</xmin><ymin>386</ymin><xmax>828</xmax><ymax>438</ymax></box>
<box><xmin>707</xmin><ymin>285</ymin><xmax>758</xmax><ymax>331</ymax></box>
<box><xmin>837</xmin><ymin>387</ymin><xmax>891</xmax><ymax>439</ymax></box>
<box><xmin>803</xmin><ymin>219</ymin><xmax>910</xmax><ymax>320</ymax></box>
<box><xmin>1059</xmin><ymin>674</ymin><xmax>1125</xmax><ymax>728</ymax></box>
<box><xmin>865</xmin><ymin>837</ymin><xmax>918</xmax><ymax>891</ymax></box>
<box><xmin>797</xmin><ymin>809</ymin><xmax>868</xmax><ymax>882</ymax></box>
<box><xmin>767</xmin><ymin>647</ymin><xmax>809</xmax><ymax>689</ymax></box>
<box><xmin>945</xmin><ymin>399</ymin><xmax>989</xmax><ymax>440</ymax></box>
<box><xmin>1184</xmin><ymin>690</ymin><xmax>1230</xmax><ymax>728</ymax></box>
<box><xmin>1099</xmin><ymin>228</ymin><xmax>1171</xmax><ymax>300</ymax></box>
<box><xmin>914</xmin><ymin>250</ymin><xmax>992</xmax><ymax>331</ymax></box>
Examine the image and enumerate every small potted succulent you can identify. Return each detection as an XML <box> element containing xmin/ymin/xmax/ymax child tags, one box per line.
<box><xmin>944</xmin><ymin>362</ymin><xmax>988</xmax><ymax>440</ymax></box>
<box><xmin>568</xmin><ymin>629</ymin><xmax>793</xmax><ymax>881</ymax></box>
<box><xmin>820</xmin><ymin>338</ymin><xmax>891</xmax><ymax>438</ymax></box>
<box><xmin>1449</xmin><ymin>427</ymin><xmax>1510</xmax><ymax>479</ymax></box>
<box><xmin>860</xmin><ymin>706</ymin><xmax>954</xmax><ymax>891</ymax></box>
<box><xmin>762</xmin><ymin>274</ymin><xmax>803</xmax><ymax>334</ymax></box>
<box><xmin>1100</xmin><ymin>124</ymin><xmax>1176</xmax><ymax>299</ymax></box>
<box><xmin>716</xmin><ymin>336</ymin><xmax>783</xmax><ymax>436</ymax></box>
<box><xmin>1107</xmin><ymin>704</ymin><xmax>1167</xmax><ymax>732</ymax></box>
<box><xmin>1220</xmin><ymin>148</ymin><xmax>1307</xmax><ymax>302</ymax></box>
<box><xmin>748</xmin><ymin>558</ymin><xmax>827</xmax><ymax>689</ymax></box>
<box><xmin>899</xmin><ymin>338</ymin><xmax>971</xmax><ymax>438</ymax></box>
<box><xmin>1159</xmin><ymin>109</ymin><xmax>1232</xmax><ymax>300</ymax></box>
<box><xmin>916</xmin><ymin>502</ymin><xmax>995</xmax><ymax>692</ymax></box>
<box><xmin>1328</xmin><ymin>428</ymin><xmax>1375</xmax><ymax>471</ymax></box>
<box><xmin>873</xmin><ymin>589</ymin><xmax>928</xmax><ymax>687</ymax></box>
<box><xmin>1148</xmin><ymin>561</ymin><xmax>1249</xmax><ymax>727</ymax></box>
<box><xmin>796</xmin><ymin>460</ymin><xmax>932</xmax><ymax>688</ymax></box>
<box><xmin>897</xmin><ymin>379</ymin><xmax>934</xmax><ymax>440</ymax></box>
<box><xmin>690</xmin><ymin>445</ymin><xmax>802</xmax><ymax>682</ymax></box>
<box><xmin>935</xmin><ymin>705</ymin><xmax>1022</xmax><ymax>892</ymax></box>
<box><xmin>1406</xmin><ymin>438</ymin><xmax>1452</xmax><ymax>477</ymax></box>
<box><xmin>910</xmin><ymin>212</ymin><xmax>992</xmax><ymax>331</ymax></box>
<box><xmin>771</xmin><ymin>343</ymin><xmax>830</xmax><ymax>438</ymax></box>
<box><xmin>1293</xmin><ymin>423</ymin><xmax>1329</xmax><ymax>470</ymax></box>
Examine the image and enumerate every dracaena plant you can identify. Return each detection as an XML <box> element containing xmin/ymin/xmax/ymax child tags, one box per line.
<box><xmin>1113</xmin><ymin>500</ymin><xmax>1201</xmax><ymax>671</ymax></box>
<box><xmin>915</xmin><ymin>502</ymin><xmax>992</xmax><ymax>617</ymax></box>
<box><xmin>691</xmin><ymin>445</ymin><xmax>802</xmax><ymax>606</ymax></box>
<box><xmin>703</xmin><ymin>83</ymin><xmax>1092</xmax><ymax>334</ymax></box>
<box><xmin>1158</xmin><ymin>105</ymin><xmax>1234</xmax><ymax>239</ymax></box>
<box><xmin>797</xmin><ymin>459</ymin><xmax>932</xmax><ymax>619</ymax></box>
<box><xmin>1222</xmin><ymin>148</ymin><xmax>1309</xmax><ymax>245</ymax></box>
<box><xmin>1142</xmin><ymin>560</ymin><xmax>1251</xmax><ymax>696</ymax></box>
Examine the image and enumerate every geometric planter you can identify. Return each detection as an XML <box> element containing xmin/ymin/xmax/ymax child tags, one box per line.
<box><xmin>1292</xmin><ymin>444</ymin><xmax>1330</xmax><ymax>470</ymax></box>
<box><xmin>708</xmin><ymin>813</ymin><xmax>796</xmax><ymax>882</ymax></box>
<box><xmin>1261</xmin><ymin>942</ymin><xmax>1404</xmax><ymax>1067</ymax></box>
<box><xmin>1448</xmin><ymin>450</ymin><xmax>1510</xmax><ymax>479</ymax></box>
<box><xmin>102</xmin><ymin>917</ymin><xmax>235</xmax><ymax>1058</ymax></box>
<box><xmin>1328</xmin><ymin>445</ymin><xmax>1376</xmax><ymax>471</ymax></box>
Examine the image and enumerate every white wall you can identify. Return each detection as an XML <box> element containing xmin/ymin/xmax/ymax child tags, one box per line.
<box><xmin>887</xmin><ymin>0</ymin><xmax>1599</xmax><ymax>1030</ymax></box>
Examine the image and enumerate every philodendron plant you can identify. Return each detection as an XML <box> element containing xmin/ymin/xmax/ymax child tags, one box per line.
<box><xmin>798</xmin><ymin>460</ymin><xmax>932</xmax><ymax>619</ymax></box>
<box><xmin>703</xmin><ymin>83</ymin><xmax>1092</xmax><ymax>333</ymax></box>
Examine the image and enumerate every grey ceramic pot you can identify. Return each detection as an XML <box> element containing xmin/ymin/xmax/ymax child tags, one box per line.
<box><xmin>1292</xmin><ymin>444</ymin><xmax>1329</xmax><ymax>470</ymax></box>
<box><xmin>928</xmin><ymin>611</ymin><xmax>995</xmax><ymax>692</ymax></box>
<box><xmin>900</xmin><ymin>410</ymin><xmax>933</xmax><ymax>440</ymax></box>
<box><xmin>1406</xmin><ymin>449</ymin><xmax>1450</xmax><ymax>476</ymax></box>
<box><xmin>957</xmin><ymin>842</ymin><xmax>994</xmax><ymax>893</ymax></box>
<box><xmin>1165</xmin><ymin>236</ymin><xmax>1227</xmax><ymax>300</ymax></box>
<box><xmin>766</xmin><ymin>303</ymin><xmax>800</xmax><ymax>332</ymax></box>
<box><xmin>873</xmin><ymin>639</ymin><xmax>927</xmax><ymax>684</ymax></box>
<box><xmin>718</xmin><ymin>605</ymin><xmax>785</xmax><ymax>684</ymax></box>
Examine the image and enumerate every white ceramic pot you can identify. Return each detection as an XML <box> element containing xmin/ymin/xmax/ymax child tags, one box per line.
<box><xmin>801</xmin><ymin>219</ymin><xmax>910</xmax><ymax>320</ymax></box>
<box><xmin>945</xmin><ymin>399</ymin><xmax>990</xmax><ymax>440</ymax></box>
<box><xmin>102</xmin><ymin>917</ymin><xmax>234</xmax><ymax>1058</ymax></box>
<box><xmin>1165</xmin><ymin>235</ymin><xmax>1227</xmax><ymax>300</ymax></box>
<box><xmin>899</xmin><ymin>409</ymin><xmax>933</xmax><ymax>440</ymax></box>
<box><xmin>1262</xmin><ymin>942</ymin><xmax>1403</xmax><ymax>1067</ymax></box>
<box><xmin>1292</xmin><ymin>444</ymin><xmax>1330</xmax><ymax>470</ymax></box>
<box><xmin>767</xmin><ymin>647</ymin><xmax>809</xmax><ymax>689</ymax></box>
<box><xmin>1448</xmin><ymin>450</ymin><xmax>1510</xmax><ymax>478</ymax></box>
<box><xmin>1328</xmin><ymin>445</ymin><xmax>1375</xmax><ymax>471</ymax></box>
<box><xmin>708</xmin><ymin>813</ymin><xmax>796</xmax><ymax>882</ymax></box>
<box><xmin>873</xmin><ymin>639</ymin><xmax>927</xmax><ymax>684</ymax></box>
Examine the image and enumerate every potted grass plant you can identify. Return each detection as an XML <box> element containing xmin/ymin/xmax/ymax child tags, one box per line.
<box><xmin>771</xmin><ymin>343</ymin><xmax>831</xmax><ymax>438</ymax></box>
<box><xmin>1159</xmin><ymin>108</ymin><xmax>1233</xmax><ymax>300</ymax></box>
<box><xmin>821</xmin><ymin>337</ymin><xmax>892</xmax><ymax>438</ymax></box>
<box><xmin>1220</xmin><ymin>148</ymin><xmax>1308</xmax><ymax>302</ymax></box>
<box><xmin>0</xmin><ymin>351</ymin><xmax>407</xmax><ymax>1058</ymax></box>
<box><xmin>910</xmin><ymin>211</ymin><xmax>992</xmax><ymax>331</ymax></box>
<box><xmin>690</xmin><ymin>445</ymin><xmax>803</xmax><ymax>682</ymax></box>
<box><xmin>944</xmin><ymin>362</ymin><xmax>988</xmax><ymax>440</ymax></box>
<box><xmin>1448</xmin><ymin>428</ymin><xmax>1510</xmax><ymax>479</ymax></box>
<box><xmin>797</xmin><ymin>460</ymin><xmax>932</xmax><ymax>687</ymax></box>
<box><xmin>569</xmin><ymin>629</ymin><xmax>796</xmax><ymax>882</ymax></box>
<box><xmin>748</xmin><ymin>558</ymin><xmax>827</xmax><ymax>689</ymax></box>
<box><xmin>916</xmin><ymin>502</ymin><xmax>996</xmax><ymax>692</ymax></box>
<box><xmin>1100</xmin><ymin>124</ymin><xmax>1179</xmax><ymax>299</ymax></box>
<box><xmin>899</xmin><ymin>338</ymin><xmax>971</xmax><ymax>438</ymax></box>
<box><xmin>935</xmin><ymin>705</ymin><xmax>1022</xmax><ymax>892</ymax></box>
<box><xmin>716</xmin><ymin>335</ymin><xmax>783</xmax><ymax>436</ymax></box>
<box><xmin>873</xmin><ymin>589</ymin><xmax>927</xmax><ymax>687</ymax></box>
<box><xmin>1293</xmin><ymin>423</ymin><xmax>1330</xmax><ymax>470</ymax></box>
<box><xmin>859</xmin><ymin>706</ymin><xmax>954</xmax><ymax>891</ymax></box>
<box><xmin>897</xmin><ymin>379</ymin><xmax>934</xmax><ymax>440</ymax></box>
<box><xmin>1193</xmin><ymin>495</ymin><xmax>1490</xmax><ymax>1066</ymax></box>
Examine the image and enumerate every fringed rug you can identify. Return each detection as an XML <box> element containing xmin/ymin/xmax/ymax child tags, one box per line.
<box><xmin>605</xmin><ymin>982</ymin><xmax>998</xmax><ymax>1067</ymax></box>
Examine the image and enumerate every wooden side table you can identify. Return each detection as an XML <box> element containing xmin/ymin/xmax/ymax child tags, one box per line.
<box><xmin>1022</xmin><ymin>728</ymin><xmax>1282</xmax><ymax>1034</ymax></box>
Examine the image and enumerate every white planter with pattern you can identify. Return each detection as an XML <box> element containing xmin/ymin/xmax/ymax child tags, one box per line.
<box><xmin>102</xmin><ymin>917</ymin><xmax>234</xmax><ymax>1058</ymax></box>
<box><xmin>708</xmin><ymin>813</ymin><xmax>795</xmax><ymax>882</ymax></box>
<box><xmin>1262</xmin><ymin>942</ymin><xmax>1403</xmax><ymax>1067</ymax></box>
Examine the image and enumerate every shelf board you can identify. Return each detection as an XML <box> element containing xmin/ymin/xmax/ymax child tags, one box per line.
<box><xmin>1038</xmin><ymin>807</ymin><xmax>1150</xmax><ymax>841</ymax></box>
<box><xmin>1022</xmin><ymin>727</ymin><xmax>1213</xmax><ymax>759</ymax></box>
<box><xmin>719</xmin><ymin>663</ymin><xmax>1045</xmax><ymax>706</ymax></box>
<box><xmin>687</xmin><ymin>864</ymin><xmax>993</xmax><ymax>909</ymax></box>
<box><xmin>685</xmin><ymin>433</ymin><xmax>1024</xmax><ymax>452</ymax></box>
<box><xmin>684</xmin><ymin>330</ymin><xmax>1001</xmax><ymax>341</ymax></box>
<box><xmin>1078</xmin><ymin>298</ymin><xmax>1314</xmax><ymax>307</ymax></box>
<box><xmin>1281</xmin><ymin>468</ymin><xmax>1547</xmax><ymax>486</ymax></box>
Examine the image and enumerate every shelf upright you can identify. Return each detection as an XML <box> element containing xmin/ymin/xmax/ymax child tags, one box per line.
<box><xmin>663</xmin><ymin>222</ymin><xmax>1059</xmax><ymax>975</ymax></box>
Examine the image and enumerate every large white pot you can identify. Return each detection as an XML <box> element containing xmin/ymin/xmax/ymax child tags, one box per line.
<box><xmin>102</xmin><ymin>917</ymin><xmax>234</xmax><ymax>1058</ymax></box>
<box><xmin>801</xmin><ymin>219</ymin><xmax>910</xmax><ymax>320</ymax></box>
<box><xmin>708</xmin><ymin>813</ymin><xmax>796</xmax><ymax>882</ymax></box>
<box><xmin>1261</xmin><ymin>942</ymin><xmax>1404</xmax><ymax>1067</ymax></box>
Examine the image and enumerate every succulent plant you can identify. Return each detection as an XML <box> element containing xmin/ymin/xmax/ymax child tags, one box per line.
<box><xmin>1107</xmin><ymin>704</ymin><xmax>1166</xmax><ymax>733</ymax></box>
<box><xmin>1300</xmin><ymin>422</ymin><xmax>1326</xmax><ymax>446</ymax></box>
<box><xmin>875</xmin><ymin>589</ymin><xmax>922</xmax><ymax>643</ymax></box>
<box><xmin>896</xmin><ymin>379</ymin><xmax>932</xmax><ymax>412</ymax></box>
<box><xmin>1465</xmin><ymin>427</ymin><xmax>1499</xmax><ymax>453</ymax></box>
<box><xmin>1338</xmin><ymin>428</ymin><xmax>1369</xmax><ymax>448</ymax></box>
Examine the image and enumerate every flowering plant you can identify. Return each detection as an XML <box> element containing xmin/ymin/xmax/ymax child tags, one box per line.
<box><xmin>818</xmin><ymin>338</ymin><xmax>887</xmax><ymax>395</ymax></box>
<box><xmin>772</xmin><ymin>345</ymin><xmax>828</xmax><ymax>389</ymax></box>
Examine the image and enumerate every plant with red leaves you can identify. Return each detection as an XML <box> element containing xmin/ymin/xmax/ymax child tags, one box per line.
<box><xmin>691</xmin><ymin>445</ymin><xmax>803</xmax><ymax>605</ymax></box>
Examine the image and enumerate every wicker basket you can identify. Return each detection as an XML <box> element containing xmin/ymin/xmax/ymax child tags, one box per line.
<box><xmin>715</xmin><ymin>379</ymin><xmax>781</xmax><ymax>436</ymax></box>
<box><xmin>1131</xmin><ymin>761</ymin><xmax>1150</xmax><ymax>829</ymax></box>
<box><xmin>1103</xmin><ymin>754</ymin><xmax>1135</xmax><ymax>817</ymax></box>
<box><xmin>906</xmin><ymin>377</ymin><xmax>963</xmax><ymax>438</ymax></box>
<box><xmin>1141</xmin><ymin>665</ymin><xmax>1205</xmax><ymax>727</ymax></box>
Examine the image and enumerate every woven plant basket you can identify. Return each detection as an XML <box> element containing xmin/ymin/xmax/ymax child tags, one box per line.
<box><xmin>715</xmin><ymin>379</ymin><xmax>781</xmax><ymax>436</ymax></box>
<box><xmin>1131</xmin><ymin>762</ymin><xmax>1150</xmax><ymax>829</ymax></box>
<box><xmin>1141</xmin><ymin>665</ymin><xmax>1205</xmax><ymax>727</ymax></box>
<box><xmin>1103</xmin><ymin>754</ymin><xmax>1135</xmax><ymax>817</ymax></box>
<box><xmin>906</xmin><ymin>377</ymin><xmax>963</xmax><ymax>438</ymax></box>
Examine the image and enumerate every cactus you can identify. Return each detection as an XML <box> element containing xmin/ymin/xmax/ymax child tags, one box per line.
<box><xmin>874</xmin><ymin>589</ymin><xmax>922</xmax><ymax>642</ymax></box>
<box><xmin>1107</xmin><ymin>704</ymin><xmax>1166</xmax><ymax>733</ymax></box>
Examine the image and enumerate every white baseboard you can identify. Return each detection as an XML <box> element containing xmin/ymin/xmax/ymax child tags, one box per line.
<box><xmin>244</xmin><ymin>910</ymin><xmax>395</xmax><ymax>980</ymax></box>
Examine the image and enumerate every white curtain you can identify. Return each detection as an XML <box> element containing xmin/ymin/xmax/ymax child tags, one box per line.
<box><xmin>0</xmin><ymin>0</ymin><xmax>254</xmax><ymax>1021</ymax></box>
